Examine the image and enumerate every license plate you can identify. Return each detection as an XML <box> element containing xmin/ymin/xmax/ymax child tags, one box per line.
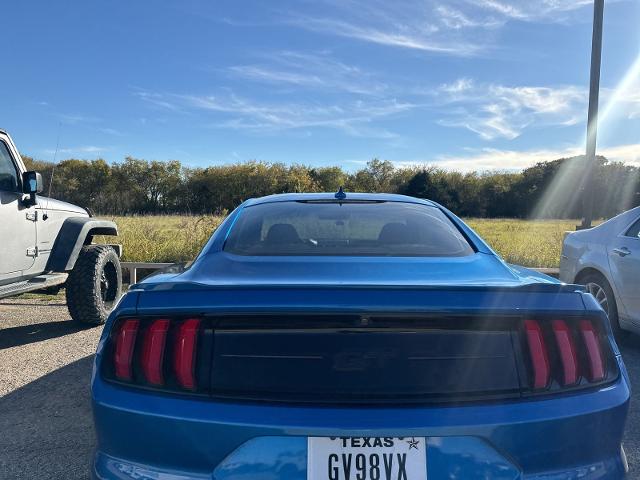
<box><xmin>307</xmin><ymin>437</ymin><xmax>427</xmax><ymax>480</ymax></box>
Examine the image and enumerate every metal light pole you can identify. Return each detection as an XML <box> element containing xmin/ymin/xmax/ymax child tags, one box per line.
<box><xmin>579</xmin><ymin>0</ymin><xmax>605</xmax><ymax>230</ymax></box>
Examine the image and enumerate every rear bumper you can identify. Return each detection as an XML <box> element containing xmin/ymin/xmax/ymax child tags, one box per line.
<box><xmin>92</xmin><ymin>442</ymin><xmax>627</xmax><ymax>480</ymax></box>
<box><xmin>91</xmin><ymin>356</ymin><xmax>630</xmax><ymax>480</ymax></box>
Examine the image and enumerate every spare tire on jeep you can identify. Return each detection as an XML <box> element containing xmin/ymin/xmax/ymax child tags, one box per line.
<box><xmin>66</xmin><ymin>245</ymin><xmax>122</xmax><ymax>325</ymax></box>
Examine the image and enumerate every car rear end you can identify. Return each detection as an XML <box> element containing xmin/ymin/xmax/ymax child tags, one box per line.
<box><xmin>92</xmin><ymin>283</ymin><xmax>629</xmax><ymax>480</ymax></box>
<box><xmin>92</xmin><ymin>195</ymin><xmax>630</xmax><ymax>479</ymax></box>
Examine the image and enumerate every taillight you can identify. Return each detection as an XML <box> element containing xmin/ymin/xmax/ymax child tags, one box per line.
<box><xmin>524</xmin><ymin>320</ymin><xmax>550</xmax><ymax>389</ymax></box>
<box><xmin>108</xmin><ymin>317</ymin><xmax>203</xmax><ymax>392</ymax></box>
<box><xmin>140</xmin><ymin>319</ymin><xmax>170</xmax><ymax>385</ymax></box>
<box><xmin>114</xmin><ymin>319</ymin><xmax>139</xmax><ymax>381</ymax></box>
<box><xmin>579</xmin><ymin>320</ymin><xmax>606</xmax><ymax>382</ymax></box>
<box><xmin>173</xmin><ymin>319</ymin><xmax>201</xmax><ymax>389</ymax></box>
<box><xmin>524</xmin><ymin>318</ymin><xmax>611</xmax><ymax>391</ymax></box>
<box><xmin>551</xmin><ymin>320</ymin><xmax>578</xmax><ymax>386</ymax></box>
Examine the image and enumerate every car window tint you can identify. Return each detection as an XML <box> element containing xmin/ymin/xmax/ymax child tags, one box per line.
<box><xmin>0</xmin><ymin>142</ymin><xmax>19</xmax><ymax>192</ymax></box>
<box><xmin>627</xmin><ymin>217</ymin><xmax>640</xmax><ymax>239</ymax></box>
<box><xmin>224</xmin><ymin>201</ymin><xmax>475</xmax><ymax>257</ymax></box>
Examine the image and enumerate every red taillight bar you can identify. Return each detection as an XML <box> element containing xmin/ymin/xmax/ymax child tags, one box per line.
<box><xmin>173</xmin><ymin>318</ymin><xmax>201</xmax><ymax>389</ymax></box>
<box><xmin>114</xmin><ymin>319</ymin><xmax>139</xmax><ymax>381</ymax></box>
<box><xmin>140</xmin><ymin>319</ymin><xmax>170</xmax><ymax>385</ymax></box>
<box><xmin>579</xmin><ymin>320</ymin><xmax>605</xmax><ymax>382</ymax></box>
<box><xmin>524</xmin><ymin>320</ymin><xmax>550</xmax><ymax>389</ymax></box>
<box><xmin>108</xmin><ymin>316</ymin><xmax>611</xmax><ymax>397</ymax></box>
<box><xmin>551</xmin><ymin>320</ymin><xmax>578</xmax><ymax>386</ymax></box>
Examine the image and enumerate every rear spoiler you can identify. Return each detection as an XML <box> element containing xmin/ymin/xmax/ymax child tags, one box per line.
<box><xmin>127</xmin><ymin>283</ymin><xmax>590</xmax><ymax>317</ymax></box>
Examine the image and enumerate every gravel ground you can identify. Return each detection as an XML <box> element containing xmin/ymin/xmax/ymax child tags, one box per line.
<box><xmin>0</xmin><ymin>297</ymin><xmax>639</xmax><ymax>479</ymax></box>
<box><xmin>620</xmin><ymin>334</ymin><xmax>640</xmax><ymax>476</ymax></box>
<box><xmin>0</xmin><ymin>297</ymin><xmax>101</xmax><ymax>479</ymax></box>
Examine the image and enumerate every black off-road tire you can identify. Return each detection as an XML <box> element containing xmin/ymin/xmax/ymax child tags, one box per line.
<box><xmin>66</xmin><ymin>245</ymin><xmax>122</xmax><ymax>325</ymax></box>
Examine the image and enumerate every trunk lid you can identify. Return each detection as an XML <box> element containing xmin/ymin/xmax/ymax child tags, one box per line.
<box><xmin>150</xmin><ymin>251</ymin><xmax>558</xmax><ymax>288</ymax></box>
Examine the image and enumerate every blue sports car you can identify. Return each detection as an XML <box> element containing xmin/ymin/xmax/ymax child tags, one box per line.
<box><xmin>91</xmin><ymin>192</ymin><xmax>630</xmax><ymax>480</ymax></box>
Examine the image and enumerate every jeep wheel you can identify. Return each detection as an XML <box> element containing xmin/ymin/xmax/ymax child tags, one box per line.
<box><xmin>66</xmin><ymin>245</ymin><xmax>122</xmax><ymax>325</ymax></box>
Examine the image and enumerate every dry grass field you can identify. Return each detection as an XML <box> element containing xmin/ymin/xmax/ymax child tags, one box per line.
<box><xmin>95</xmin><ymin>215</ymin><xmax>224</xmax><ymax>263</ymax></box>
<box><xmin>96</xmin><ymin>215</ymin><xmax>586</xmax><ymax>268</ymax></box>
<box><xmin>466</xmin><ymin>218</ymin><xmax>581</xmax><ymax>268</ymax></box>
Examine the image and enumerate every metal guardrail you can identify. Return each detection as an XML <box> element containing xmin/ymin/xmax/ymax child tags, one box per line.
<box><xmin>121</xmin><ymin>262</ymin><xmax>172</xmax><ymax>284</ymax></box>
<box><xmin>533</xmin><ymin>267</ymin><xmax>560</xmax><ymax>277</ymax></box>
<box><xmin>121</xmin><ymin>262</ymin><xmax>560</xmax><ymax>284</ymax></box>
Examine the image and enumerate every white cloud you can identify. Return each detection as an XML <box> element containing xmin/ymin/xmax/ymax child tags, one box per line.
<box><xmin>276</xmin><ymin>0</ymin><xmax>598</xmax><ymax>57</ymax></box>
<box><xmin>435</xmin><ymin>79</ymin><xmax>587</xmax><ymax>139</ymax></box>
<box><xmin>281</xmin><ymin>0</ymin><xmax>496</xmax><ymax>56</ymax></box>
<box><xmin>438</xmin><ymin>77</ymin><xmax>474</xmax><ymax>95</ymax></box>
<box><xmin>392</xmin><ymin>143</ymin><xmax>640</xmax><ymax>173</ymax></box>
<box><xmin>472</xmin><ymin>0</ymin><xmax>593</xmax><ymax>21</ymax></box>
<box><xmin>99</xmin><ymin>127</ymin><xmax>125</xmax><ymax>136</ymax></box>
<box><xmin>135</xmin><ymin>76</ymin><xmax>594</xmax><ymax>143</ymax></box>
<box><xmin>228</xmin><ymin>51</ymin><xmax>388</xmax><ymax>95</ymax></box>
<box><xmin>133</xmin><ymin>91</ymin><xmax>185</xmax><ymax>112</ymax></box>
<box><xmin>57</xmin><ymin>113</ymin><xmax>101</xmax><ymax>125</ymax></box>
<box><xmin>598</xmin><ymin>144</ymin><xmax>640</xmax><ymax>166</ymax></box>
<box><xmin>42</xmin><ymin>145</ymin><xmax>108</xmax><ymax>156</ymax></box>
<box><xmin>435</xmin><ymin>5</ymin><xmax>501</xmax><ymax>29</ymax></box>
<box><xmin>491</xmin><ymin>85</ymin><xmax>585</xmax><ymax>114</ymax></box>
<box><xmin>473</xmin><ymin>0</ymin><xmax>527</xmax><ymax>19</ymax></box>
<box><xmin>286</xmin><ymin>15</ymin><xmax>480</xmax><ymax>56</ymax></box>
<box><xmin>136</xmin><ymin>89</ymin><xmax>416</xmax><ymax>138</ymax></box>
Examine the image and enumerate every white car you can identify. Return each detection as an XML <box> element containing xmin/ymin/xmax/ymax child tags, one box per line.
<box><xmin>560</xmin><ymin>206</ymin><xmax>640</xmax><ymax>335</ymax></box>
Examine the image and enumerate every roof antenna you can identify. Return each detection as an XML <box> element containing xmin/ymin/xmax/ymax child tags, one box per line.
<box><xmin>335</xmin><ymin>185</ymin><xmax>346</xmax><ymax>200</ymax></box>
<box><xmin>43</xmin><ymin>123</ymin><xmax>61</xmax><ymax>220</ymax></box>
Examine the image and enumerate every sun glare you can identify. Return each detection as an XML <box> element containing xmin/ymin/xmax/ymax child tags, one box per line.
<box><xmin>531</xmin><ymin>50</ymin><xmax>640</xmax><ymax>221</ymax></box>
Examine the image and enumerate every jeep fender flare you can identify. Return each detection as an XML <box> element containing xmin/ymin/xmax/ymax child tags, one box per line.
<box><xmin>46</xmin><ymin>218</ymin><xmax>119</xmax><ymax>272</ymax></box>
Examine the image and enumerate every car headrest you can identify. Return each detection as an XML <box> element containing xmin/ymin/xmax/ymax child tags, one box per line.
<box><xmin>264</xmin><ymin>223</ymin><xmax>302</xmax><ymax>245</ymax></box>
<box><xmin>378</xmin><ymin>222</ymin><xmax>413</xmax><ymax>244</ymax></box>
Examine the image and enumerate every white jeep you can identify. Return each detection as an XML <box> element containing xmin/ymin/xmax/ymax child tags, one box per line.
<box><xmin>0</xmin><ymin>129</ymin><xmax>122</xmax><ymax>324</ymax></box>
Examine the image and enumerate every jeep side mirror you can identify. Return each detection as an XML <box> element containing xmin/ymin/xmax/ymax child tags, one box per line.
<box><xmin>23</xmin><ymin>171</ymin><xmax>44</xmax><ymax>195</ymax></box>
<box><xmin>22</xmin><ymin>171</ymin><xmax>44</xmax><ymax>206</ymax></box>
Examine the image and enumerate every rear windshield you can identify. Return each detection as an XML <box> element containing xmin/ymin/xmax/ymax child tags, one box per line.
<box><xmin>223</xmin><ymin>201</ymin><xmax>474</xmax><ymax>257</ymax></box>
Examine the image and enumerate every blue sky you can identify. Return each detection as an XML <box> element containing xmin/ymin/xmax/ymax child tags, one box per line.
<box><xmin>1</xmin><ymin>0</ymin><xmax>639</xmax><ymax>171</ymax></box>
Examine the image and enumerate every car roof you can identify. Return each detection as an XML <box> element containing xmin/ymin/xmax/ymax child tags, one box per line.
<box><xmin>243</xmin><ymin>192</ymin><xmax>437</xmax><ymax>207</ymax></box>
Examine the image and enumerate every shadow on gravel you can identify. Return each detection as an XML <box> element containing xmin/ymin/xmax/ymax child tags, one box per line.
<box><xmin>0</xmin><ymin>321</ymin><xmax>96</xmax><ymax>350</ymax></box>
<box><xmin>0</xmin><ymin>355</ymin><xmax>95</xmax><ymax>479</ymax></box>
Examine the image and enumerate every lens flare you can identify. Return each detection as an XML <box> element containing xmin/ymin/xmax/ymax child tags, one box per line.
<box><xmin>596</xmin><ymin>54</ymin><xmax>640</xmax><ymax>144</ymax></box>
<box><xmin>531</xmin><ymin>52</ymin><xmax>640</xmax><ymax>220</ymax></box>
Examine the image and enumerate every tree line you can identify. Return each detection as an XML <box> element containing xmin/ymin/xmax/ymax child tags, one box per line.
<box><xmin>22</xmin><ymin>154</ymin><xmax>640</xmax><ymax>219</ymax></box>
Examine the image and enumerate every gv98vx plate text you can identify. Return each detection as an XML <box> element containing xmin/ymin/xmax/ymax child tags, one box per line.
<box><xmin>307</xmin><ymin>437</ymin><xmax>427</xmax><ymax>480</ymax></box>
